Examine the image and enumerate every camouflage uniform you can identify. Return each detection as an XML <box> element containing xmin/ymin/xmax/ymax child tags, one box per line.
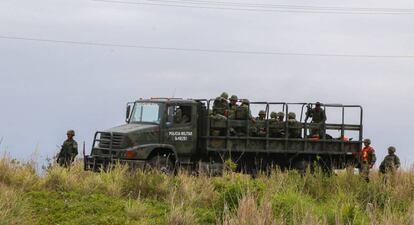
<box><xmin>287</xmin><ymin>112</ymin><xmax>301</xmax><ymax>138</ymax></box>
<box><xmin>359</xmin><ymin>139</ymin><xmax>376</xmax><ymax>182</ymax></box>
<box><xmin>306</xmin><ymin>102</ymin><xmax>326</xmax><ymax>138</ymax></box>
<box><xmin>277</xmin><ymin>112</ymin><xmax>285</xmax><ymax>122</ymax></box>
<box><xmin>212</xmin><ymin>92</ymin><xmax>229</xmax><ymax>117</ymax></box>
<box><xmin>58</xmin><ymin>130</ymin><xmax>78</xmax><ymax>167</ymax></box>
<box><xmin>210</xmin><ymin>92</ymin><xmax>229</xmax><ymax>138</ymax></box>
<box><xmin>379</xmin><ymin>146</ymin><xmax>400</xmax><ymax>174</ymax></box>
<box><xmin>235</xmin><ymin>99</ymin><xmax>252</xmax><ymax>120</ymax></box>
<box><xmin>255</xmin><ymin>110</ymin><xmax>267</xmax><ymax>137</ymax></box>
<box><xmin>269</xmin><ymin>112</ymin><xmax>285</xmax><ymax>137</ymax></box>
<box><xmin>234</xmin><ymin>99</ymin><xmax>253</xmax><ymax>136</ymax></box>
<box><xmin>228</xmin><ymin>95</ymin><xmax>238</xmax><ymax>119</ymax></box>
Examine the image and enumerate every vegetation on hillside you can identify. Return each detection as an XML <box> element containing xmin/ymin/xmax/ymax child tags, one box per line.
<box><xmin>1</xmin><ymin>155</ymin><xmax>414</xmax><ymax>225</ymax></box>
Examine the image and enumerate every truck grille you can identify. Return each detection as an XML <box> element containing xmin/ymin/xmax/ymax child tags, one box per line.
<box><xmin>98</xmin><ymin>132</ymin><xmax>125</xmax><ymax>149</ymax></box>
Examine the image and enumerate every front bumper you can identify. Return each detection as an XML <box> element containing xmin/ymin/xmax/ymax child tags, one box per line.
<box><xmin>84</xmin><ymin>155</ymin><xmax>146</xmax><ymax>172</ymax></box>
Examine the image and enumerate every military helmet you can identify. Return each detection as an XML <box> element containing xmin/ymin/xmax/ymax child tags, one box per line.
<box><xmin>241</xmin><ymin>99</ymin><xmax>250</xmax><ymax>105</ymax></box>
<box><xmin>67</xmin><ymin>130</ymin><xmax>75</xmax><ymax>136</ymax></box>
<box><xmin>230</xmin><ymin>95</ymin><xmax>238</xmax><ymax>101</ymax></box>
<box><xmin>277</xmin><ymin>112</ymin><xmax>285</xmax><ymax>117</ymax></box>
<box><xmin>315</xmin><ymin>102</ymin><xmax>321</xmax><ymax>106</ymax></box>
<box><xmin>270</xmin><ymin>112</ymin><xmax>277</xmax><ymax>118</ymax></box>
<box><xmin>259</xmin><ymin>110</ymin><xmax>266</xmax><ymax>116</ymax></box>
<box><xmin>288</xmin><ymin>112</ymin><xmax>296</xmax><ymax>119</ymax></box>
<box><xmin>220</xmin><ymin>92</ymin><xmax>229</xmax><ymax>100</ymax></box>
<box><xmin>363</xmin><ymin>138</ymin><xmax>371</xmax><ymax>144</ymax></box>
<box><xmin>388</xmin><ymin>146</ymin><xmax>396</xmax><ymax>153</ymax></box>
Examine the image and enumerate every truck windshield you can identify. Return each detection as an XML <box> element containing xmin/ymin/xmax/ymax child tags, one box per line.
<box><xmin>130</xmin><ymin>102</ymin><xmax>161</xmax><ymax>124</ymax></box>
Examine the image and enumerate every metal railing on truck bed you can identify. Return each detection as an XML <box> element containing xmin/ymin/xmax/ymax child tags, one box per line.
<box><xmin>201</xmin><ymin>100</ymin><xmax>363</xmax><ymax>155</ymax></box>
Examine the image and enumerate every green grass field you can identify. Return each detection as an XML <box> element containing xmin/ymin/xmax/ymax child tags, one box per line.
<box><xmin>1</xmin><ymin>156</ymin><xmax>413</xmax><ymax>225</ymax></box>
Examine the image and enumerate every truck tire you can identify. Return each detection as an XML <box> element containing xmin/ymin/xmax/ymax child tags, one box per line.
<box><xmin>292</xmin><ymin>159</ymin><xmax>314</xmax><ymax>175</ymax></box>
<box><xmin>146</xmin><ymin>154</ymin><xmax>175</xmax><ymax>174</ymax></box>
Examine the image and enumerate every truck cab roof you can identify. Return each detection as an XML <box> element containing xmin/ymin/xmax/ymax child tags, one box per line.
<box><xmin>136</xmin><ymin>98</ymin><xmax>200</xmax><ymax>104</ymax></box>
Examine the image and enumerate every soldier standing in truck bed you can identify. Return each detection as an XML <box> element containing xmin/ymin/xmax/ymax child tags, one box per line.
<box><xmin>57</xmin><ymin>130</ymin><xmax>78</xmax><ymax>167</ymax></box>
<box><xmin>234</xmin><ymin>99</ymin><xmax>254</xmax><ymax>135</ymax></box>
<box><xmin>269</xmin><ymin>112</ymin><xmax>284</xmax><ymax>137</ymax></box>
<box><xmin>287</xmin><ymin>112</ymin><xmax>301</xmax><ymax>138</ymax></box>
<box><xmin>306</xmin><ymin>102</ymin><xmax>327</xmax><ymax>138</ymax></box>
<box><xmin>228</xmin><ymin>95</ymin><xmax>238</xmax><ymax>119</ymax></box>
<box><xmin>269</xmin><ymin>112</ymin><xmax>285</xmax><ymax>138</ymax></box>
<box><xmin>212</xmin><ymin>92</ymin><xmax>229</xmax><ymax>117</ymax></box>
<box><xmin>255</xmin><ymin>110</ymin><xmax>267</xmax><ymax>137</ymax></box>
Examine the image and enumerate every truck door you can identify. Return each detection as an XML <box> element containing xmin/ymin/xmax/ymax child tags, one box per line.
<box><xmin>164</xmin><ymin>103</ymin><xmax>197</xmax><ymax>155</ymax></box>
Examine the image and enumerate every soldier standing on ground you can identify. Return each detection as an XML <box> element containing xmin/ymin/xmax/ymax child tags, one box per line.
<box><xmin>379</xmin><ymin>146</ymin><xmax>400</xmax><ymax>184</ymax></box>
<box><xmin>57</xmin><ymin>130</ymin><xmax>78</xmax><ymax>167</ymax></box>
<box><xmin>306</xmin><ymin>102</ymin><xmax>327</xmax><ymax>138</ymax></box>
<box><xmin>359</xmin><ymin>138</ymin><xmax>376</xmax><ymax>182</ymax></box>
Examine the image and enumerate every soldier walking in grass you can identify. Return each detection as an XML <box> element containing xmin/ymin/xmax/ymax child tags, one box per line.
<box><xmin>359</xmin><ymin>138</ymin><xmax>376</xmax><ymax>182</ymax></box>
<box><xmin>57</xmin><ymin>130</ymin><xmax>78</xmax><ymax>167</ymax></box>
<box><xmin>379</xmin><ymin>146</ymin><xmax>400</xmax><ymax>184</ymax></box>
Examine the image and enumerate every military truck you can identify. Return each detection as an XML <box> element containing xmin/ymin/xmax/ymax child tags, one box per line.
<box><xmin>84</xmin><ymin>98</ymin><xmax>363</xmax><ymax>174</ymax></box>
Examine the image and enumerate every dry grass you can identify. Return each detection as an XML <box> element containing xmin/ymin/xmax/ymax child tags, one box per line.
<box><xmin>0</xmin><ymin>183</ymin><xmax>32</xmax><ymax>225</ymax></box>
<box><xmin>1</xmin><ymin>156</ymin><xmax>414</xmax><ymax>225</ymax></box>
<box><xmin>167</xmin><ymin>204</ymin><xmax>199</xmax><ymax>225</ymax></box>
<box><xmin>222</xmin><ymin>195</ymin><xmax>280</xmax><ymax>225</ymax></box>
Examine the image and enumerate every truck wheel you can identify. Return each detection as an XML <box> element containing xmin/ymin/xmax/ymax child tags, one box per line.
<box><xmin>147</xmin><ymin>154</ymin><xmax>175</xmax><ymax>174</ymax></box>
<box><xmin>293</xmin><ymin>160</ymin><xmax>313</xmax><ymax>175</ymax></box>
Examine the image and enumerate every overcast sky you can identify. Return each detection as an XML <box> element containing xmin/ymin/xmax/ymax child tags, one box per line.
<box><xmin>0</xmin><ymin>0</ymin><xmax>413</xmax><ymax>169</ymax></box>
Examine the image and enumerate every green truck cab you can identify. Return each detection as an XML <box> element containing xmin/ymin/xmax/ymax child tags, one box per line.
<box><xmin>84</xmin><ymin>98</ymin><xmax>363</xmax><ymax>174</ymax></box>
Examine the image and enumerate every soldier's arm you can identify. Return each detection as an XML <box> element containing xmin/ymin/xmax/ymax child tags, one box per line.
<box><xmin>73</xmin><ymin>141</ymin><xmax>79</xmax><ymax>156</ymax></box>
<box><xmin>395</xmin><ymin>156</ymin><xmax>401</xmax><ymax>169</ymax></box>
<box><xmin>370</xmin><ymin>149</ymin><xmax>377</xmax><ymax>167</ymax></box>
<box><xmin>379</xmin><ymin>159</ymin><xmax>385</xmax><ymax>172</ymax></box>
<box><xmin>322</xmin><ymin>110</ymin><xmax>327</xmax><ymax>122</ymax></box>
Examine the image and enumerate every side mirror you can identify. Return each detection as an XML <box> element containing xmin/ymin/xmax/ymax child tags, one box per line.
<box><xmin>126</xmin><ymin>105</ymin><xmax>131</xmax><ymax>122</ymax></box>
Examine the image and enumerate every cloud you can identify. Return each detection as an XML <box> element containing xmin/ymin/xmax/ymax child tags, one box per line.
<box><xmin>0</xmin><ymin>0</ymin><xmax>413</xmax><ymax>166</ymax></box>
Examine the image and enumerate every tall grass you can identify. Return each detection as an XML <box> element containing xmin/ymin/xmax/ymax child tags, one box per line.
<box><xmin>0</xmin><ymin>156</ymin><xmax>414</xmax><ymax>225</ymax></box>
